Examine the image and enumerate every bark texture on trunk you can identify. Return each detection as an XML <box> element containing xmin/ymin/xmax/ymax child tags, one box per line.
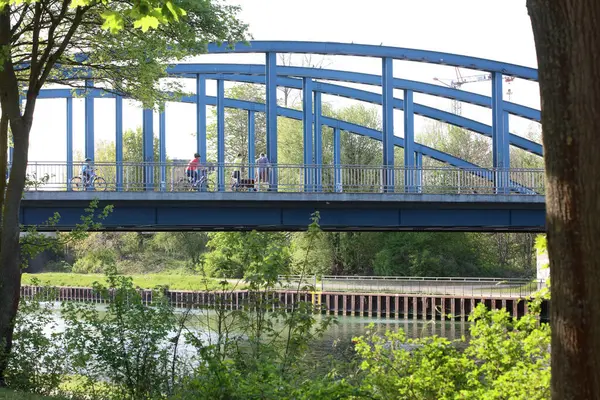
<box><xmin>0</xmin><ymin>122</ymin><xmax>29</xmax><ymax>386</ymax></box>
<box><xmin>0</xmin><ymin>7</ymin><xmax>32</xmax><ymax>384</ymax></box>
<box><xmin>527</xmin><ymin>1</ymin><xmax>600</xmax><ymax>398</ymax></box>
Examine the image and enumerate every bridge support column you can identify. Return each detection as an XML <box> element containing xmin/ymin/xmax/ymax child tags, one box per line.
<box><xmin>404</xmin><ymin>89</ymin><xmax>415</xmax><ymax>193</ymax></box>
<box><xmin>196</xmin><ymin>75</ymin><xmax>207</xmax><ymax>163</ymax></box>
<box><xmin>382</xmin><ymin>58</ymin><xmax>394</xmax><ymax>192</ymax></box>
<box><xmin>302</xmin><ymin>78</ymin><xmax>313</xmax><ymax>192</ymax></box>
<box><xmin>115</xmin><ymin>96</ymin><xmax>123</xmax><ymax>192</ymax></box>
<box><xmin>265</xmin><ymin>52</ymin><xmax>277</xmax><ymax>191</ymax></box>
<box><xmin>217</xmin><ymin>79</ymin><xmax>225</xmax><ymax>192</ymax></box>
<box><xmin>492</xmin><ymin>72</ymin><xmax>509</xmax><ymax>193</ymax></box>
<box><xmin>334</xmin><ymin>127</ymin><xmax>342</xmax><ymax>192</ymax></box>
<box><xmin>142</xmin><ymin>108</ymin><xmax>154</xmax><ymax>191</ymax></box>
<box><xmin>314</xmin><ymin>91</ymin><xmax>323</xmax><ymax>192</ymax></box>
<box><xmin>415</xmin><ymin>152</ymin><xmax>423</xmax><ymax>193</ymax></box>
<box><xmin>84</xmin><ymin>80</ymin><xmax>94</xmax><ymax>161</ymax></box>
<box><xmin>159</xmin><ymin>109</ymin><xmax>166</xmax><ymax>192</ymax></box>
<box><xmin>66</xmin><ymin>97</ymin><xmax>73</xmax><ymax>191</ymax></box>
<box><xmin>503</xmin><ymin>110</ymin><xmax>510</xmax><ymax>191</ymax></box>
<box><xmin>248</xmin><ymin>110</ymin><xmax>255</xmax><ymax>184</ymax></box>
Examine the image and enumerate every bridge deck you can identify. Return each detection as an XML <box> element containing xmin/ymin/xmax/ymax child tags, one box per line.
<box><xmin>22</xmin><ymin>191</ymin><xmax>545</xmax><ymax>232</ymax></box>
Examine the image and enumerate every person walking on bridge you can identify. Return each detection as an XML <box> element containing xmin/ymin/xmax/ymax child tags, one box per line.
<box><xmin>256</xmin><ymin>153</ymin><xmax>270</xmax><ymax>191</ymax></box>
<box><xmin>232</xmin><ymin>152</ymin><xmax>243</xmax><ymax>190</ymax></box>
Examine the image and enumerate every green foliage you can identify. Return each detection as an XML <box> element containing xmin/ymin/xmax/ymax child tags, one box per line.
<box><xmin>0</xmin><ymin>0</ymin><xmax>187</xmax><ymax>34</ymax></box>
<box><xmin>206</xmin><ymin>84</ymin><xmax>266</xmax><ymax>163</ymax></box>
<box><xmin>22</xmin><ymin>272</ymin><xmax>243</xmax><ymax>291</ymax></box>
<box><xmin>4</xmin><ymin>290</ymin><xmax>67</xmax><ymax>397</ymax></box>
<box><xmin>354</xmin><ymin>303</ymin><xmax>550</xmax><ymax>399</ymax></box>
<box><xmin>418</xmin><ymin>123</ymin><xmax>492</xmax><ymax>168</ymax></box>
<box><xmin>20</xmin><ymin>199</ymin><xmax>113</xmax><ymax>269</ymax></box>
<box><xmin>61</xmin><ymin>271</ymin><xmax>183</xmax><ymax>399</ymax></box>
<box><xmin>47</xmin><ymin>229</ymin><xmax>536</xmax><ymax>279</ymax></box>
<box><xmin>9</xmin><ymin>216</ymin><xmax>354</xmax><ymax>399</ymax></box>
<box><xmin>5</xmin><ymin>0</ymin><xmax>247</xmax><ymax>109</ymax></box>
<box><xmin>8</xmin><ymin>219</ymin><xmax>551</xmax><ymax>400</ymax></box>
<box><xmin>94</xmin><ymin>128</ymin><xmax>161</xmax><ymax>164</ymax></box>
<box><xmin>204</xmin><ymin>231</ymin><xmax>291</xmax><ymax>279</ymax></box>
<box><xmin>152</xmin><ymin>232</ymin><xmax>209</xmax><ymax>271</ymax></box>
<box><xmin>65</xmin><ymin>231</ymin><xmax>209</xmax><ymax>275</ymax></box>
<box><xmin>373</xmin><ymin>232</ymin><xmax>486</xmax><ymax>277</ymax></box>
<box><xmin>0</xmin><ymin>388</ymin><xmax>67</xmax><ymax>399</ymax></box>
<box><xmin>535</xmin><ymin>234</ymin><xmax>547</xmax><ymax>255</ymax></box>
<box><xmin>176</xmin><ymin>214</ymin><xmax>343</xmax><ymax>399</ymax></box>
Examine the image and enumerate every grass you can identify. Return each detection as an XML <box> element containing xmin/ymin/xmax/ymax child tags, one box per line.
<box><xmin>21</xmin><ymin>273</ymin><xmax>247</xmax><ymax>291</ymax></box>
<box><xmin>0</xmin><ymin>389</ymin><xmax>66</xmax><ymax>400</ymax></box>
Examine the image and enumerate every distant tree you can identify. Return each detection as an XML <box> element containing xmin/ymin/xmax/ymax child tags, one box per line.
<box><xmin>277</xmin><ymin>53</ymin><xmax>331</xmax><ymax>107</ymax></box>
<box><xmin>204</xmin><ymin>232</ymin><xmax>290</xmax><ymax>279</ymax></box>
<box><xmin>510</xmin><ymin>125</ymin><xmax>544</xmax><ymax>169</ymax></box>
<box><xmin>206</xmin><ymin>84</ymin><xmax>266</xmax><ymax>164</ymax></box>
<box><xmin>333</xmin><ymin>104</ymin><xmax>383</xmax><ymax>166</ymax></box>
<box><xmin>152</xmin><ymin>232</ymin><xmax>209</xmax><ymax>271</ymax></box>
<box><xmin>372</xmin><ymin>232</ymin><xmax>488</xmax><ymax>277</ymax></box>
<box><xmin>94</xmin><ymin>127</ymin><xmax>160</xmax><ymax>164</ymax></box>
<box><xmin>417</xmin><ymin>122</ymin><xmax>492</xmax><ymax>167</ymax></box>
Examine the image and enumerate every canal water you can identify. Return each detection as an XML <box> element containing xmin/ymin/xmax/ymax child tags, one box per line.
<box><xmin>41</xmin><ymin>302</ymin><xmax>471</xmax><ymax>363</ymax></box>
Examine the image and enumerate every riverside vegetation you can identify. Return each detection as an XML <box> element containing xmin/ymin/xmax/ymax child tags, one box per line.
<box><xmin>5</xmin><ymin>221</ymin><xmax>551</xmax><ymax>399</ymax></box>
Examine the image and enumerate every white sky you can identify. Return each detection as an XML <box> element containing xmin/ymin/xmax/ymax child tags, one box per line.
<box><xmin>28</xmin><ymin>0</ymin><xmax>541</xmax><ymax>162</ymax></box>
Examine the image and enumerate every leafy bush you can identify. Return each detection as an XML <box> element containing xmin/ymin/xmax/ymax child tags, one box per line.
<box><xmin>4</xmin><ymin>289</ymin><xmax>68</xmax><ymax>397</ymax></box>
<box><xmin>353</xmin><ymin>303</ymin><xmax>550</xmax><ymax>399</ymax></box>
<box><xmin>61</xmin><ymin>273</ymin><xmax>185</xmax><ymax>400</ymax></box>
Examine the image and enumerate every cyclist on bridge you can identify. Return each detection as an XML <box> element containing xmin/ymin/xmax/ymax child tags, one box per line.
<box><xmin>80</xmin><ymin>158</ymin><xmax>93</xmax><ymax>187</ymax></box>
<box><xmin>186</xmin><ymin>153</ymin><xmax>202</xmax><ymax>185</ymax></box>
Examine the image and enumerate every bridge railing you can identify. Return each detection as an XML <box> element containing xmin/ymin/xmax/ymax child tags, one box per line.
<box><xmin>317</xmin><ymin>275</ymin><xmax>545</xmax><ymax>297</ymax></box>
<box><xmin>20</xmin><ymin>162</ymin><xmax>545</xmax><ymax>195</ymax></box>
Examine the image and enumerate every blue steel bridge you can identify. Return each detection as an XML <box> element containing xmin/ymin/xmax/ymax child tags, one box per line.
<box><xmin>20</xmin><ymin>41</ymin><xmax>545</xmax><ymax>232</ymax></box>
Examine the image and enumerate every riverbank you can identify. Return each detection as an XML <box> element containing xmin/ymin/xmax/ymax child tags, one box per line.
<box><xmin>21</xmin><ymin>273</ymin><xmax>246</xmax><ymax>291</ymax></box>
<box><xmin>0</xmin><ymin>389</ymin><xmax>65</xmax><ymax>399</ymax></box>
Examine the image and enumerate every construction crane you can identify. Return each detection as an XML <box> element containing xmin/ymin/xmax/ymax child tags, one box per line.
<box><xmin>433</xmin><ymin>67</ymin><xmax>515</xmax><ymax>115</ymax></box>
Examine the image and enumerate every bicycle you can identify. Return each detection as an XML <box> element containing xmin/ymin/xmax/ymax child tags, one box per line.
<box><xmin>70</xmin><ymin>169</ymin><xmax>107</xmax><ymax>191</ymax></box>
<box><xmin>175</xmin><ymin>172</ymin><xmax>214</xmax><ymax>192</ymax></box>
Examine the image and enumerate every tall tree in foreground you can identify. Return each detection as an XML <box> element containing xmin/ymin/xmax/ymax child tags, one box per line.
<box><xmin>0</xmin><ymin>0</ymin><xmax>247</xmax><ymax>384</ymax></box>
<box><xmin>526</xmin><ymin>1</ymin><xmax>600</xmax><ymax>398</ymax></box>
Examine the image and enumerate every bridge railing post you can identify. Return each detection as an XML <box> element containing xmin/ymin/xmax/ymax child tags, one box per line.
<box><xmin>415</xmin><ymin>153</ymin><xmax>423</xmax><ymax>193</ymax></box>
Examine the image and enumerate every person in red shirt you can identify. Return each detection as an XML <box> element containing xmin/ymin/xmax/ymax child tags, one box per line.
<box><xmin>186</xmin><ymin>153</ymin><xmax>201</xmax><ymax>184</ymax></box>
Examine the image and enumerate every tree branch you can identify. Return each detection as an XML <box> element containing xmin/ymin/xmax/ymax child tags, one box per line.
<box><xmin>35</xmin><ymin>0</ymin><xmax>71</xmax><ymax>73</ymax></box>
<box><xmin>36</xmin><ymin>6</ymin><xmax>88</xmax><ymax>92</ymax></box>
<box><xmin>9</xmin><ymin>3</ymin><xmax>29</xmax><ymax>39</ymax></box>
<box><xmin>27</xmin><ymin>2</ymin><xmax>43</xmax><ymax>91</ymax></box>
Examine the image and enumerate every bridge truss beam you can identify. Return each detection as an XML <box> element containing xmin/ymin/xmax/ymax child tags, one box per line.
<box><xmin>31</xmin><ymin>41</ymin><xmax>543</xmax><ymax>197</ymax></box>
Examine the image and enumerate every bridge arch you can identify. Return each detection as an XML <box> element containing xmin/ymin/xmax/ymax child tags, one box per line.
<box><xmin>31</xmin><ymin>40</ymin><xmax>542</xmax><ymax>193</ymax></box>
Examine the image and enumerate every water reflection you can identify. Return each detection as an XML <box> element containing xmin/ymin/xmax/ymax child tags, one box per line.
<box><xmin>313</xmin><ymin>315</ymin><xmax>469</xmax><ymax>361</ymax></box>
<box><xmin>41</xmin><ymin>302</ymin><xmax>470</xmax><ymax>363</ymax></box>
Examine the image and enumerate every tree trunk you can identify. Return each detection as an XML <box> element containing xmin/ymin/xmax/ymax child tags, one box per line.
<box><xmin>0</xmin><ymin>121</ymin><xmax>29</xmax><ymax>385</ymax></box>
<box><xmin>0</xmin><ymin>113</ymin><xmax>7</xmax><ymax>225</ymax></box>
<box><xmin>527</xmin><ymin>1</ymin><xmax>600</xmax><ymax>398</ymax></box>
